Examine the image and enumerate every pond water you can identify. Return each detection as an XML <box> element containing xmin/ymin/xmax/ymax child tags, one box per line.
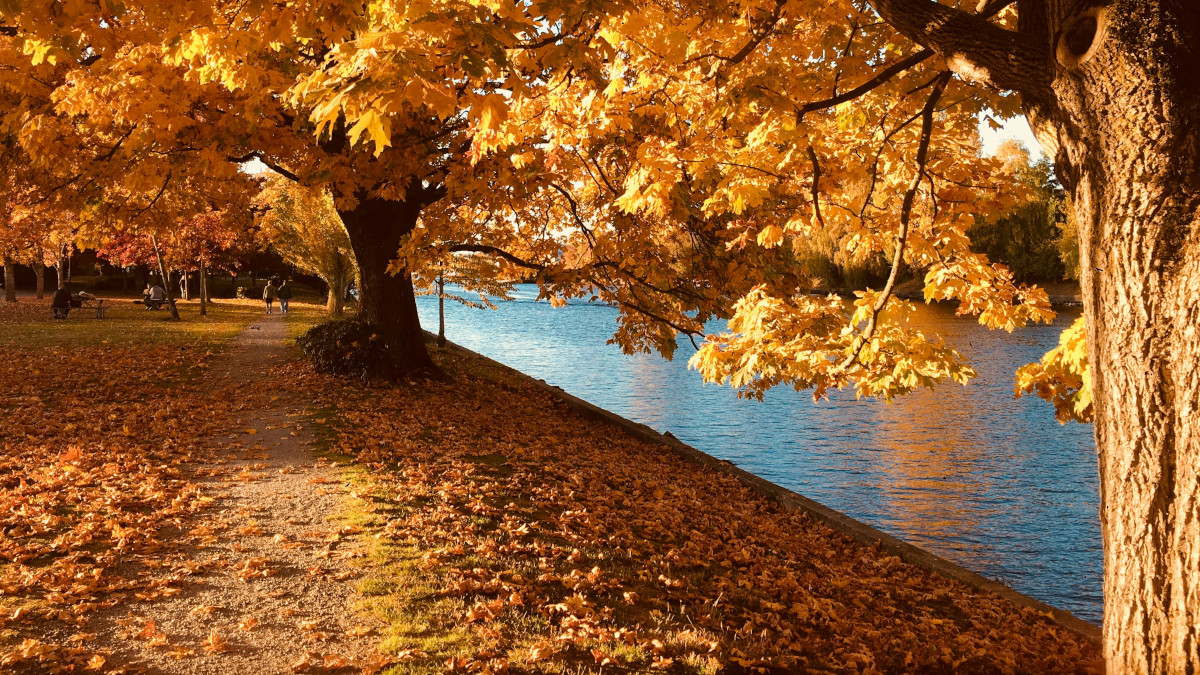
<box><xmin>415</xmin><ymin>285</ymin><xmax>1102</xmax><ymax>624</ymax></box>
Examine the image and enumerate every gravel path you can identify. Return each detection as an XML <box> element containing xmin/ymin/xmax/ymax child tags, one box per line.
<box><xmin>80</xmin><ymin>314</ymin><xmax>381</xmax><ymax>674</ymax></box>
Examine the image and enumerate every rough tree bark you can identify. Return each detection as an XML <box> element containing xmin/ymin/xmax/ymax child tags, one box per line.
<box><xmin>1032</xmin><ymin>4</ymin><xmax>1200</xmax><ymax>671</ymax></box>
<box><xmin>326</xmin><ymin>265</ymin><xmax>349</xmax><ymax>316</ymax></box>
<box><xmin>870</xmin><ymin>0</ymin><xmax>1200</xmax><ymax>670</ymax></box>
<box><xmin>337</xmin><ymin>190</ymin><xmax>438</xmax><ymax>376</ymax></box>
<box><xmin>34</xmin><ymin>263</ymin><xmax>44</xmax><ymax>299</ymax></box>
<box><xmin>3</xmin><ymin>256</ymin><xmax>16</xmax><ymax>303</ymax></box>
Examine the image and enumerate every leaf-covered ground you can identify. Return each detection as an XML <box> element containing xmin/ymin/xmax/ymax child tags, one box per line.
<box><xmin>0</xmin><ymin>300</ymin><xmax>383</xmax><ymax>673</ymax></box>
<box><xmin>274</xmin><ymin>318</ymin><xmax>1103</xmax><ymax>674</ymax></box>
<box><xmin>1</xmin><ymin>299</ymin><xmax>1102</xmax><ymax>673</ymax></box>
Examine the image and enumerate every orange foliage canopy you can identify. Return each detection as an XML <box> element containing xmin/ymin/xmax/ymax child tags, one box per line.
<box><xmin>0</xmin><ymin>1</ymin><xmax>1076</xmax><ymax>402</ymax></box>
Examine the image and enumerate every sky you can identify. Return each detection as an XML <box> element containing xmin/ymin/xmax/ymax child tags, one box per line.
<box><xmin>979</xmin><ymin>114</ymin><xmax>1044</xmax><ymax>161</ymax></box>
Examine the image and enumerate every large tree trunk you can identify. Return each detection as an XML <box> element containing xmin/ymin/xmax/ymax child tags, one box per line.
<box><xmin>34</xmin><ymin>260</ymin><xmax>45</xmax><ymax>300</ymax></box>
<box><xmin>872</xmin><ymin>0</ymin><xmax>1199</xmax><ymax>667</ymax></box>
<box><xmin>3</xmin><ymin>256</ymin><xmax>16</xmax><ymax>303</ymax></box>
<box><xmin>326</xmin><ymin>264</ymin><xmax>348</xmax><ymax>316</ymax></box>
<box><xmin>1022</xmin><ymin>2</ymin><xmax>1200</xmax><ymax>671</ymax></box>
<box><xmin>338</xmin><ymin>194</ymin><xmax>435</xmax><ymax>376</ymax></box>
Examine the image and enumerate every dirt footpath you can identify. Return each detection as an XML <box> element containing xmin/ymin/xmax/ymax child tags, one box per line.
<box><xmin>58</xmin><ymin>315</ymin><xmax>382</xmax><ymax>674</ymax></box>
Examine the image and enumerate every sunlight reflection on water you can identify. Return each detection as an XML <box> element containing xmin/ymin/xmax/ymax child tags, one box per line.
<box><xmin>416</xmin><ymin>286</ymin><xmax>1102</xmax><ymax>623</ymax></box>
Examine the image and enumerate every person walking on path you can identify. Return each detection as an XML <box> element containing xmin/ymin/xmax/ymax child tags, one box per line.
<box><xmin>263</xmin><ymin>279</ymin><xmax>279</xmax><ymax>314</ymax></box>
<box><xmin>277</xmin><ymin>279</ymin><xmax>293</xmax><ymax>315</ymax></box>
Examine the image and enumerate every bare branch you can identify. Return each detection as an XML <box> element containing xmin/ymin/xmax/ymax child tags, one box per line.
<box><xmin>835</xmin><ymin>71</ymin><xmax>950</xmax><ymax>373</ymax></box>
<box><xmin>447</xmin><ymin>244</ymin><xmax>546</xmax><ymax>270</ymax></box>
<box><xmin>702</xmin><ymin>0</ymin><xmax>787</xmax><ymax>76</ymax></box>
<box><xmin>228</xmin><ymin>152</ymin><xmax>302</xmax><ymax>182</ymax></box>
<box><xmin>806</xmin><ymin>146</ymin><xmax>826</xmax><ymax>228</ymax></box>
<box><xmin>798</xmin><ymin>49</ymin><xmax>932</xmax><ymax>118</ymax></box>
<box><xmin>129</xmin><ymin>171</ymin><xmax>173</xmax><ymax>223</ymax></box>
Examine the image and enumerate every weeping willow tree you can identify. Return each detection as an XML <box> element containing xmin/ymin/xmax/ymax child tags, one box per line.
<box><xmin>255</xmin><ymin>177</ymin><xmax>358</xmax><ymax>315</ymax></box>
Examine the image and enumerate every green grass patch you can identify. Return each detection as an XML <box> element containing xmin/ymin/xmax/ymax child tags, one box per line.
<box><xmin>0</xmin><ymin>297</ymin><xmax>262</xmax><ymax>349</ymax></box>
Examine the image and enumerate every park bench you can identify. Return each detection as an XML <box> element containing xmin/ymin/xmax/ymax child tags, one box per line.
<box><xmin>52</xmin><ymin>298</ymin><xmax>107</xmax><ymax>320</ymax></box>
<box><xmin>134</xmin><ymin>298</ymin><xmax>167</xmax><ymax>310</ymax></box>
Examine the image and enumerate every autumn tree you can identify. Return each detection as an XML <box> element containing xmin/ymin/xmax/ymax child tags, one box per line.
<box><xmin>0</xmin><ymin>141</ymin><xmax>76</xmax><ymax>300</ymax></box>
<box><xmin>255</xmin><ymin>178</ymin><xmax>357</xmax><ymax>315</ymax></box>
<box><xmin>502</xmin><ymin>0</ymin><xmax>1193</xmax><ymax>670</ymax></box>
<box><xmin>97</xmin><ymin>208</ymin><xmax>246</xmax><ymax>315</ymax></box>
<box><xmin>860</xmin><ymin>7</ymin><xmax>1200</xmax><ymax>668</ymax></box>
<box><xmin>0</xmin><ymin>0</ymin><xmax>635</xmax><ymax>374</ymax></box>
<box><xmin>968</xmin><ymin>141</ymin><xmax>1068</xmax><ymax>283</ymax></box>
<box><xmin>4</xmin><ymin>0</ymin><xmax>1198</xmax><ymax>669</ymax></box>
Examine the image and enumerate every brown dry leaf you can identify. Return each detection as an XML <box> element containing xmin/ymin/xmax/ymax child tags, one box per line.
<box><xmin>85</xmin><ymin>654</ymin><xmax>106</xmax><ymax>670</ymax></box>
<box><xmin>191</xmin><ymin>604</ymin><xmax>219</xmax><ymax>616</ymax></box>
<box><xmin>347</xmin><ymin>625</ymin><xmax>373</xmax><ymax>637</ymax></box>
<box><xmin>238</xmin><ymin>617</ymin><xmax>260</xmax><ymax>631</ymax></box>
<box><xmin>359</xmin><ymin>653</ymin><xmax>395</xmax><ymax>674</ymax></box>
<box><xmin>202</xmin><ymin>630</ymin><xmax>228</xmax><ymax>654</ymax></box>
<box><xmin>322</xmin><ymin>654</ymin><xmax>350</xmax><ymax>668</ymax></box>
<box><xmin>235</xmin><ymin>556</ymin><xmax>274</xmax><ymax>580</ymax></box>
<box><xmin>527</xmin><ymin>642</ymin><xmax>554</xmax><ymax>663</ymax></box>
<box><xmin>290</xmin><ymin>651</ymin><xmax>321</xmax><ymax>673</ymax></box>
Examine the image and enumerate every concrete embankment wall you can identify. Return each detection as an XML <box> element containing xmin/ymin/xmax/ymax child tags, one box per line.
<box><xmin>437</xmin><ymin>337</ymin><xmax>1101</xmax><ymax>644</ymax></box>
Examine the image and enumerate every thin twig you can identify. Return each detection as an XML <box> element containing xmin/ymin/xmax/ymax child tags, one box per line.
<box><xmin>833</xmin><ymin>71</ymin><xmax>950</xmax><ymax>373</ymax></box>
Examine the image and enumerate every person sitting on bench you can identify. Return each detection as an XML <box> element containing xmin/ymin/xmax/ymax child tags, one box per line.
<box><xmin>144</xmin><ymin>282</ymin><xmax>166</xmax><ymax>310</ymax></box>
<box><xmin>51</xmin><ymin>285</ymin><xmax>73</xmax><ymax>319</ymax></box>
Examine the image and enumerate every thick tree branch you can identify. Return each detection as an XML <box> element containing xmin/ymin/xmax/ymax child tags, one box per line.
<box><xmin>228</xmin><ymin>152</ymin><xmax>302</xmax><ymax>182</ymax></box>
<box><xmin>415</xmin><ymin>182</ymin><xmax>447</xmax><ymax>207</ymax></box>
<box><xmin>448</xmin><ymin>244</ymin><xmax>546</xmax><ymax>270</ymax></box>
<box><xmin>868</xmin><ymin>0</ymin><xmax>1051</xmax><ymax>94</ymax></box>
<box><xmin>797</xmin><ymin>49</ymin><xmax>932</xmax><ymax>118</ymax></box>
